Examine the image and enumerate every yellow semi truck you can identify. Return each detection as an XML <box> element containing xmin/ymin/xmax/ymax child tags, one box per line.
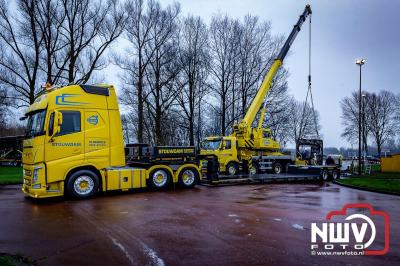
<box><xmin>21</xmin><ymin>84</ymin><xmax>200</xmax><ymax>199</ymax></box>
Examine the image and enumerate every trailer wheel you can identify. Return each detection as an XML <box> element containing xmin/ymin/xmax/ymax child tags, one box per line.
<box><xmin>149</xmin><ymin>169</ymin><xmax>171</xmax><ymax>189</ymax></box>
<box><xmin>272</xmin><ymin>162</ymin><xmax>282</xmax><ymax>174</ymax></box>
<box><xmin>332</xmin><ymin>170</ymin><xmax>339</xmax><ymax>180</ymax></box>
<box><xmin>321</xmin><ymin>170</ymin><xmax>329</xmax><ymax>181</ymax></box>
<box><xmin>178</xmin><ymin>167</ymin><xmax>199</xmax><ymax>188</ymax></box>
<box><xmin>67</xmin><ymin>170</ymin><xmax>99</xmax><ymax>199</ymax></box>
<box><xmin>226</xmin><ymin>162</ymin><xmax>239</xmax><ymax>176</ymax></box>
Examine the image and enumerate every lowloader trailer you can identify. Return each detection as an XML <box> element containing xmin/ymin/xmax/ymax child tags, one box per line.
<box><xmin>21</xmin><ymin>84</ymin><xmax>201</xmax><ymax>199</ymax></box>
<box><xmin>202</xmin><ymin>155</ymin><xmax>341</xmax><ymax>186</ymax></box>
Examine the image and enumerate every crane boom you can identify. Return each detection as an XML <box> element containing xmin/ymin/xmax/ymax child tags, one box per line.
<box><xmin>239</xmin><ymin>5</ymin><xmax>312</xmax><ymax>129</ymax></box>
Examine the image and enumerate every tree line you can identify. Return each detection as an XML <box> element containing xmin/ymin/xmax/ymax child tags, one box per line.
<box><xmin>341</xmin><ymin>90</ymin><xmax>400</xmax><ymax>156</ymax></box>
<box><xmin>0</xmin><ymin>0</ymin><xmax>319</xmax><ymax>149</ymax></box>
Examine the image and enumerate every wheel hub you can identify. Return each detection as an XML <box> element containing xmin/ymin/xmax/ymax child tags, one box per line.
<box><xmin>74</xmin><ymin>176</ymin><xmax>94</xmax><ymax>195</ymax></box>
<box><xmin>182</xmin><ymin>170</ymin><xmax>195</xmax><ymax>186</ymax></box>
<box><xmin>274</xmin><ymin>166</ymin><xmax>281</xmax><ymax>174</ymax></box>
<box><xmin>153</xmin><ymin>170</ymin><xmax>168</xmax><ymax>187</ymax></box>
<box><xmin>228</xmin><ymin>166</ymin><xmax>236</xmax><ymax>175</ymax></box>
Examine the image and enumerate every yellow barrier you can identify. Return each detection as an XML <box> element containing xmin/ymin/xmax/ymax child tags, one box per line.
<box><xmin>381</xmin><ymin>154</ymin><xmax>400</xmax><ymax>172</ymax></box>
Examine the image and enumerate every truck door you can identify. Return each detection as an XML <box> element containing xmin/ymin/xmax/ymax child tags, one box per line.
<box><xmin>219</xmin><ymin>139</ymin><xmax>234</xmax><ymax>170</ymax></box>
<box><xmin>84</xmin><ymin>110</ymin><xmax>110</xmax><ymax>168</ymax></box>
<box><xmin>45</xmin><ymin>110</ymin><xmax>84</xmax><ymax>182</ymax></box>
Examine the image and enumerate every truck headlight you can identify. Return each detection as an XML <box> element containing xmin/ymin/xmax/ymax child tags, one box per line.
<box><xmin>32</xmin><ymin>184</ymin><xmax>41</xmax><ymax>189</ymax></box>
<box><xmin>33</xmin><ymin>166</ymin><xmax>42</xmax><ymax>184</ymax></box>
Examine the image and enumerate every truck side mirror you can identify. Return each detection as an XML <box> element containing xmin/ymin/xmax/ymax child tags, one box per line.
<box><xmin>49</xmin><ymin>111</ymin><xmax>63</xmax><ymax>141</ymax></box>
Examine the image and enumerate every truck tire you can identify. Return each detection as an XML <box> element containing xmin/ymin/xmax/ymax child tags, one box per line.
<box><xmin>321</xmin><ymin>170</ymin><xmax>329</xmax><ymax>181</ymax></box>
<box><xmin>178</xmin><ymin>167</ymin><xmax>199</xmax><ymax>188</ymax></box>
<box><xmin>332</xmin><ymin>170</ymin><xmax>339</xmax><ymax>180</ymax></box>
<box><xmin>272</xmin><ymin>162</ymin><xmax>282</xmax><ymax>174</ymax></box>
<box><xmin>226</xmin><ymin>162</ymin><xmax>239</xmax><ymax>176</ymax></box>
<box><xmin>149</xmin><ymin>169</ymin><xmax>171</xmax><ymax>189</ymax></box>
<box><xmin>66</xmin><ymin>170</ymin><xmax>99</xmax><ymax>199</ymax></box>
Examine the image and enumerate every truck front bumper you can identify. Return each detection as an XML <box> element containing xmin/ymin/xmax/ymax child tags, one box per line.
<box><xmin>22</xmin><ymin>164</ymin><xmax>64</xmax><ymax>198</ymax></box>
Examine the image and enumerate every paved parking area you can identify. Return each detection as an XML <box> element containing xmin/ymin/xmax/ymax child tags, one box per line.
<box><xmin>0</xmin><ymin>182</ymin><xmax>399</xmax><ymax>265</ymax></box>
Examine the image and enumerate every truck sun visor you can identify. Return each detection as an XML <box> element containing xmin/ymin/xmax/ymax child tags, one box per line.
<box><xmin>80</xmin><ymin>85</ymin><xmax>110</xmax><ymax>96</ymax></box>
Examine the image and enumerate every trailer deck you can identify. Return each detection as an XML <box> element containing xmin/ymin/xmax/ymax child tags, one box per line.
<box><xmin>201</xmin><ymin>172</ymin><xmax>329</xmax><ymax>186</ymax></box>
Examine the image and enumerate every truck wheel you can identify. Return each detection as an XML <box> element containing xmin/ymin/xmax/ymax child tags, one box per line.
<box><xmin>149</xmin><ymin>169</ymin><xmax>171</xmax><ymax>189</ymax></box>
<box><xmin>272</xmin><ymin>162</ymin><xmax>282</xmax><ymax>174</ymax></box>
<box><xmin>226</xmin><ymin>162</ymin><xmax>239</xmax><ymax>176</ymax></box>
<box><xmin>321</xmin><ymin>170</ymin><xmax>329</xmax><ymax>181</ymax></box>
<box><xmin>332</xmin><ymin>170</ymin><xmax>339</xmax><ymax>180</ymax></box>
<box><xmin>67</xmin><ymin>170</ymin><xmax>99</xmax><ymax>199</ymax></box>
<box><xmin>178</xmin><ymin>167</ymin><xmax>199</xmax><ymax>188</ymax></box>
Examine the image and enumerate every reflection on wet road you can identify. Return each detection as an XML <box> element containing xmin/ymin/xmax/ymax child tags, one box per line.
<box><xmin>0</xmin><ymin>183</ymin><xmax>399</xmax><ymax>265</ymax></box>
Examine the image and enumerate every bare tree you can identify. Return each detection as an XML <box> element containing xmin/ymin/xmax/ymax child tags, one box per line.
<box><xmin>0</xmin><ymin>86</ymin><xmax>8</xmax><ymax>128</ymax></box>
<box><xmin>264</xmin><ymin>69</ymin><xmax>291</xmax><ymax>146</ymax></box>
<box><xmin>0</xmin><ymin>0</ymin><xmax>125</xmax><ymax>108</ymax></box>
<box><xmin>176</xmin><ymin>15</ymin><xmax>209</xmax><ymax>145</ymax></box>
<box><xmin>144</xmin><ymin>2</ymin><xmax>180</xmax><ymax>145</ymax></box>
<box><xmin>116</xmin><ymin>0</ymin><xmax>159</xmax><ymax>143</ymax></box>
<box><xmin>208</xmin><ymin>14</ymin><xmax>288</xmax><ymax>137</ymax></box>
<box><xmin>209</xmin><ymin>14</ymin><xmax>241</xmax><ymax>136</ymax></box>
<box><xmin>35</xmin><ymin>0</ymin><xmax>65</xmax><ymax>85</ymax></box>
<box><xmin>287</xmin><ymin>98</ymin><xmax>320</xmax><ymax>146</ymax></box>
<box><xmin>237</xmin><ymin>16</ymin><xmax>281</xmax><ymax>118</ymax></box>
<box><xmin>365</xmin><ymin>90</ymin><xmax>398</xmax><ymax>156</ymax></box>
<box><xmin>121</xmin><ymin>114</ymin><xmax>131</xmax><ymax>143</ymax></box>
<box><xmin>395</xmin><ymin>93</ymin><xmax>400</xmax><ymax>123</ymax></box>
<box><xmin>0</xmin><ymin>0</ymin><xmax>42</xmax><ymax>105</ymax></box>
<box><xmin>341</xmin><ymin>91</ymin><xmax>367</xmax><ymax>148</ymax></box>
<box><xmin>59</xmin><ymin>0</ymin><xmax>126</xmax><ymax>84</ymax></box>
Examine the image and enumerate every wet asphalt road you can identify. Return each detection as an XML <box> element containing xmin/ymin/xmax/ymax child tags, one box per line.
<box><xmin>0</xmin><ymin>182</ymin><xmax>399</xmax><ymax>266</ymax></box>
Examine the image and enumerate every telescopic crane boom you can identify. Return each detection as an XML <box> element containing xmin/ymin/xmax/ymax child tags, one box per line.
<box><xmin>233</xmin><ymin>5</ymin><xmax>312</xmax><ymax>148</ymax></box>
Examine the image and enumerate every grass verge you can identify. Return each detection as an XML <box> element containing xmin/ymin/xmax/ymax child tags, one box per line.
<box><xmin>0</xmin><ymin>166</ymin><xmax>23</xmax><ymax>185</ymax></box>
<box><xmin>337</xmin><ymin>172</ymin><xmax>400</xmax><ymax>194</ymax></box>
<box><xmin>0</xmin><ymin>253</ymin><xmax>35</xmax><ymax>266</ymax></box>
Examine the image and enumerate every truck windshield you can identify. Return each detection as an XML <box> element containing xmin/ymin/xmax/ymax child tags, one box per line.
<box><xmin>25</xmin><ymin>110</ymin><xmax>46</xmax><ymax>138</ymax></box>
<box><xmin>201</xmin><ymin>139</ymin><xmax>221</xmax><ymax>150</ymax></box>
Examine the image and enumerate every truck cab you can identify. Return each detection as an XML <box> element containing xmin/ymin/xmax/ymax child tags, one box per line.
<box><xmin>22</xmin><ymin>84</ymin><xmax>126</xmax><ymax>198</ymax></box>
<box><xmin>200</xmin><ymin>136</ymin><xmax>239</xmax><ymax>175</ymax></box>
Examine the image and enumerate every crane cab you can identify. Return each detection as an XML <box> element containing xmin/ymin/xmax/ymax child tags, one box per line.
<box><xmin>239</xmin><ymin>128</ymin><xmax>280</xmax><ymax>151</ymax></box>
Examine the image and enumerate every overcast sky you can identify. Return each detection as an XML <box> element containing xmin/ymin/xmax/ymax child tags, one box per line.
<box><xmin>7</xmin><ymin>0</ymin><xmax>399</xmax><ymax>147</ymax></box>
<box><xmin>111</xmin><ymin>0</ymin><xmax>400</xmax><ymax>148</ymax></box>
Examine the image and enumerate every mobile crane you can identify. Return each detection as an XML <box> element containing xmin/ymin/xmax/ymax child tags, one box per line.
<box><xmin>201</xmin><ymin>5</ymin><xmax>313</xmax><ymax>176</ymax></box>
